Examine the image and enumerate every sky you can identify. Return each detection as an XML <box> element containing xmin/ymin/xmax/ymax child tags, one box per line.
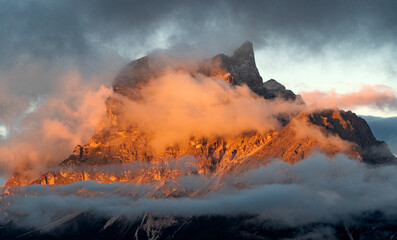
<box><xmin>1</xmin><ymin>0</ymin><xmax>397</xmax><ymax>136</ymax></box>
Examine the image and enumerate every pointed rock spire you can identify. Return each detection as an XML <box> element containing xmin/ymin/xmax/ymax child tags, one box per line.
<box><xmin>232</xmin><ymin>41</ymin><xmax>254</xmax><ymax>60</ymax></box>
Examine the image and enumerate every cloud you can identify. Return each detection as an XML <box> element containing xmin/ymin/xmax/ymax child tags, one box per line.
<box><xmin>2</xmin><ymin>0</ymin><xmax>397</xmax><ymax>64</ymax></box>
<box><xmin>0</xmin><ymin>71</ymin><xmax>112</xmax><ymax>179</ymax></box>
<box><xmin>300</xmin><ymin>85</ymin><xmax>397</xmax><ymax>111</ymax></box>
<box><xmin>3</xmin><ymin>154</ymin><xmax>397</xmax><ymax>229</ymax></box>
<box><xmin>291</xmin><ymin>116</ymin><xmax>356</xmax><ymax>154</ymax></box>
<box><xmin>0</xmin><ymin>61</ymin><xmax>304</xmax><ymax>181</ymax></box>
<box><xmin>116</xmin><ymin>69</ymin><xmax>303</xmax><ymax>151</ymax></box>
<box><xmin>2</xmin><ymin>1</ymin><xmax>397</xmax><ymax>84</ymax></box>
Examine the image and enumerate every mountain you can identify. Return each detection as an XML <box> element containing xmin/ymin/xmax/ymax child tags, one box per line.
<box><xmin>2</xmin><ymin>41</ymin><xmax>397</xmax><ymax>240</ymax></box>
<box><xmin>310</xmin><ymin>110</ymin><xmax>396</xmax><ymax>163</ymax></box>
<box><xmin>4</xmin><ymin>42</ymin><xmax>395</xmax><ymax>188</ymax></box>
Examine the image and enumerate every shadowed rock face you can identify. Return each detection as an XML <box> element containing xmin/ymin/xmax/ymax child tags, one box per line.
<box><xmin>212</xmin><ymin>42</ymin><xmax>298</xmax><ymax>101</ymax></box>
<box><xmin>4</xmin><ymin>42</ymin><xmax>396</xmax><ymax>188</ymax></box>
<box><xmin>309</xmin><ymin>109</ymin><xmax>396</xmax><ymax>164</ymax></box>
<box><xmin>212</xmin><ymin>41</ymin><xmax>263</xmax><ymax>89</ymax></box>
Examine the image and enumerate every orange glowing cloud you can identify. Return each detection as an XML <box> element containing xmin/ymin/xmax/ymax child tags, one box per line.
<box><xmin>300</xmin><ymin>85</ymin><xmax>397</xmax><ymax>111</ymax></box>
<box><xmin>0</xmin><ymin>71</ymin><xmax>112</xmax><ymax>179</ymax></box>
<box><xmin>117</xmin><ymin>69</ymin><xmax>304</xmax><ymax>151</ymax></box>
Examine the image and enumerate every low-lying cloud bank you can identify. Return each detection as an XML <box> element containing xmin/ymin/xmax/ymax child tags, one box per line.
<box><xmin>2</xmin><ymin>154</ymin><xmax>397</xmax><ymax>228</ymax></box>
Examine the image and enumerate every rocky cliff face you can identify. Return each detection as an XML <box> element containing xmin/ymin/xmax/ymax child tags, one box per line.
<box><xmin>210</xmin><ymin>42</ymin><xmax>299</xmax><ymax>101</ymax></box>
<box><xmin>309</xmin><ymin>109</ymin><xmax>396</xmax><ymax>164</ymax></box>
<box><xmin>4</xmin><ymin>41</ymin><xmax>395</xmax><ymax>188</ymax></box>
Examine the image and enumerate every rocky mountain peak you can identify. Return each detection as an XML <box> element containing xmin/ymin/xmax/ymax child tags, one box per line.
<box><xmin>231</xmin><ymin>41</ymin><xmax>255</xmax><ymax>62</ymax></box>
<box><xmin>309</xmin><ymin>109</ymin><xmax>396</xmax><ymax>163</ymax></box>
<box><xmin>112</xmin><ymin>41</ymin><xmax>300</xmax><ymax>102</ymax></box>
<box><xmin>263</xmin><ymin>79</ymin><xmax>286</xmax><ymax>90</ymax></box>
<box><xmin>213</xmin><ymin>41</ymin><xmax>263</xmax><ymax>92</ymax></box>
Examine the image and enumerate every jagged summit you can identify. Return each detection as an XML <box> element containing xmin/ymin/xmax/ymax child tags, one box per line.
<box><xmin>210</xmin><ymin>43</ymin><xmax>299</xmax><ymax>101</ymax></box>
<box><xmin>212</xmin><ymin>41</ymin><xmax>263</xmax><ymax>92</ymax></box>
<box><xmin>232</xmin><ymin>41</ymin><xmax>254</xmax><ymax>58</ymax></box>
<box><xmin>264</xmin><ymin>79</ymin><xmax>285</xmax><ymax>90</ymax></box>
<box><xmin>113</xmin><ymin>41</ymin><xmax>299</xmax><ymax>101</ymax></box>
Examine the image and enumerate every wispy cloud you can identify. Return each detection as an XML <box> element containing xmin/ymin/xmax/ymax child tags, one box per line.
<box><xmin>301</xmin><ymin>85</ymin><xmax>397</xmax><ymax>111</ymax></box>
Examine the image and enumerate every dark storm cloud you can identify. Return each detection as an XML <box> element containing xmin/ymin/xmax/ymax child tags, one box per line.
<box><xmin>2</xmin><ymin>0</ymin><xmax>397</xmax><ymax>64</ymax></box>
<box><xmin>1</xmin><ymin>0</ymin><xmax>397</xmax><ymax>96</ymax></box>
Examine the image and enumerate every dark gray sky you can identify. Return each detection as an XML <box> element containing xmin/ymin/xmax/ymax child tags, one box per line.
<box><xmin>2</xmin><ymin>0</ymin><xmax>397</xmax><ymax>62</ymax></box>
